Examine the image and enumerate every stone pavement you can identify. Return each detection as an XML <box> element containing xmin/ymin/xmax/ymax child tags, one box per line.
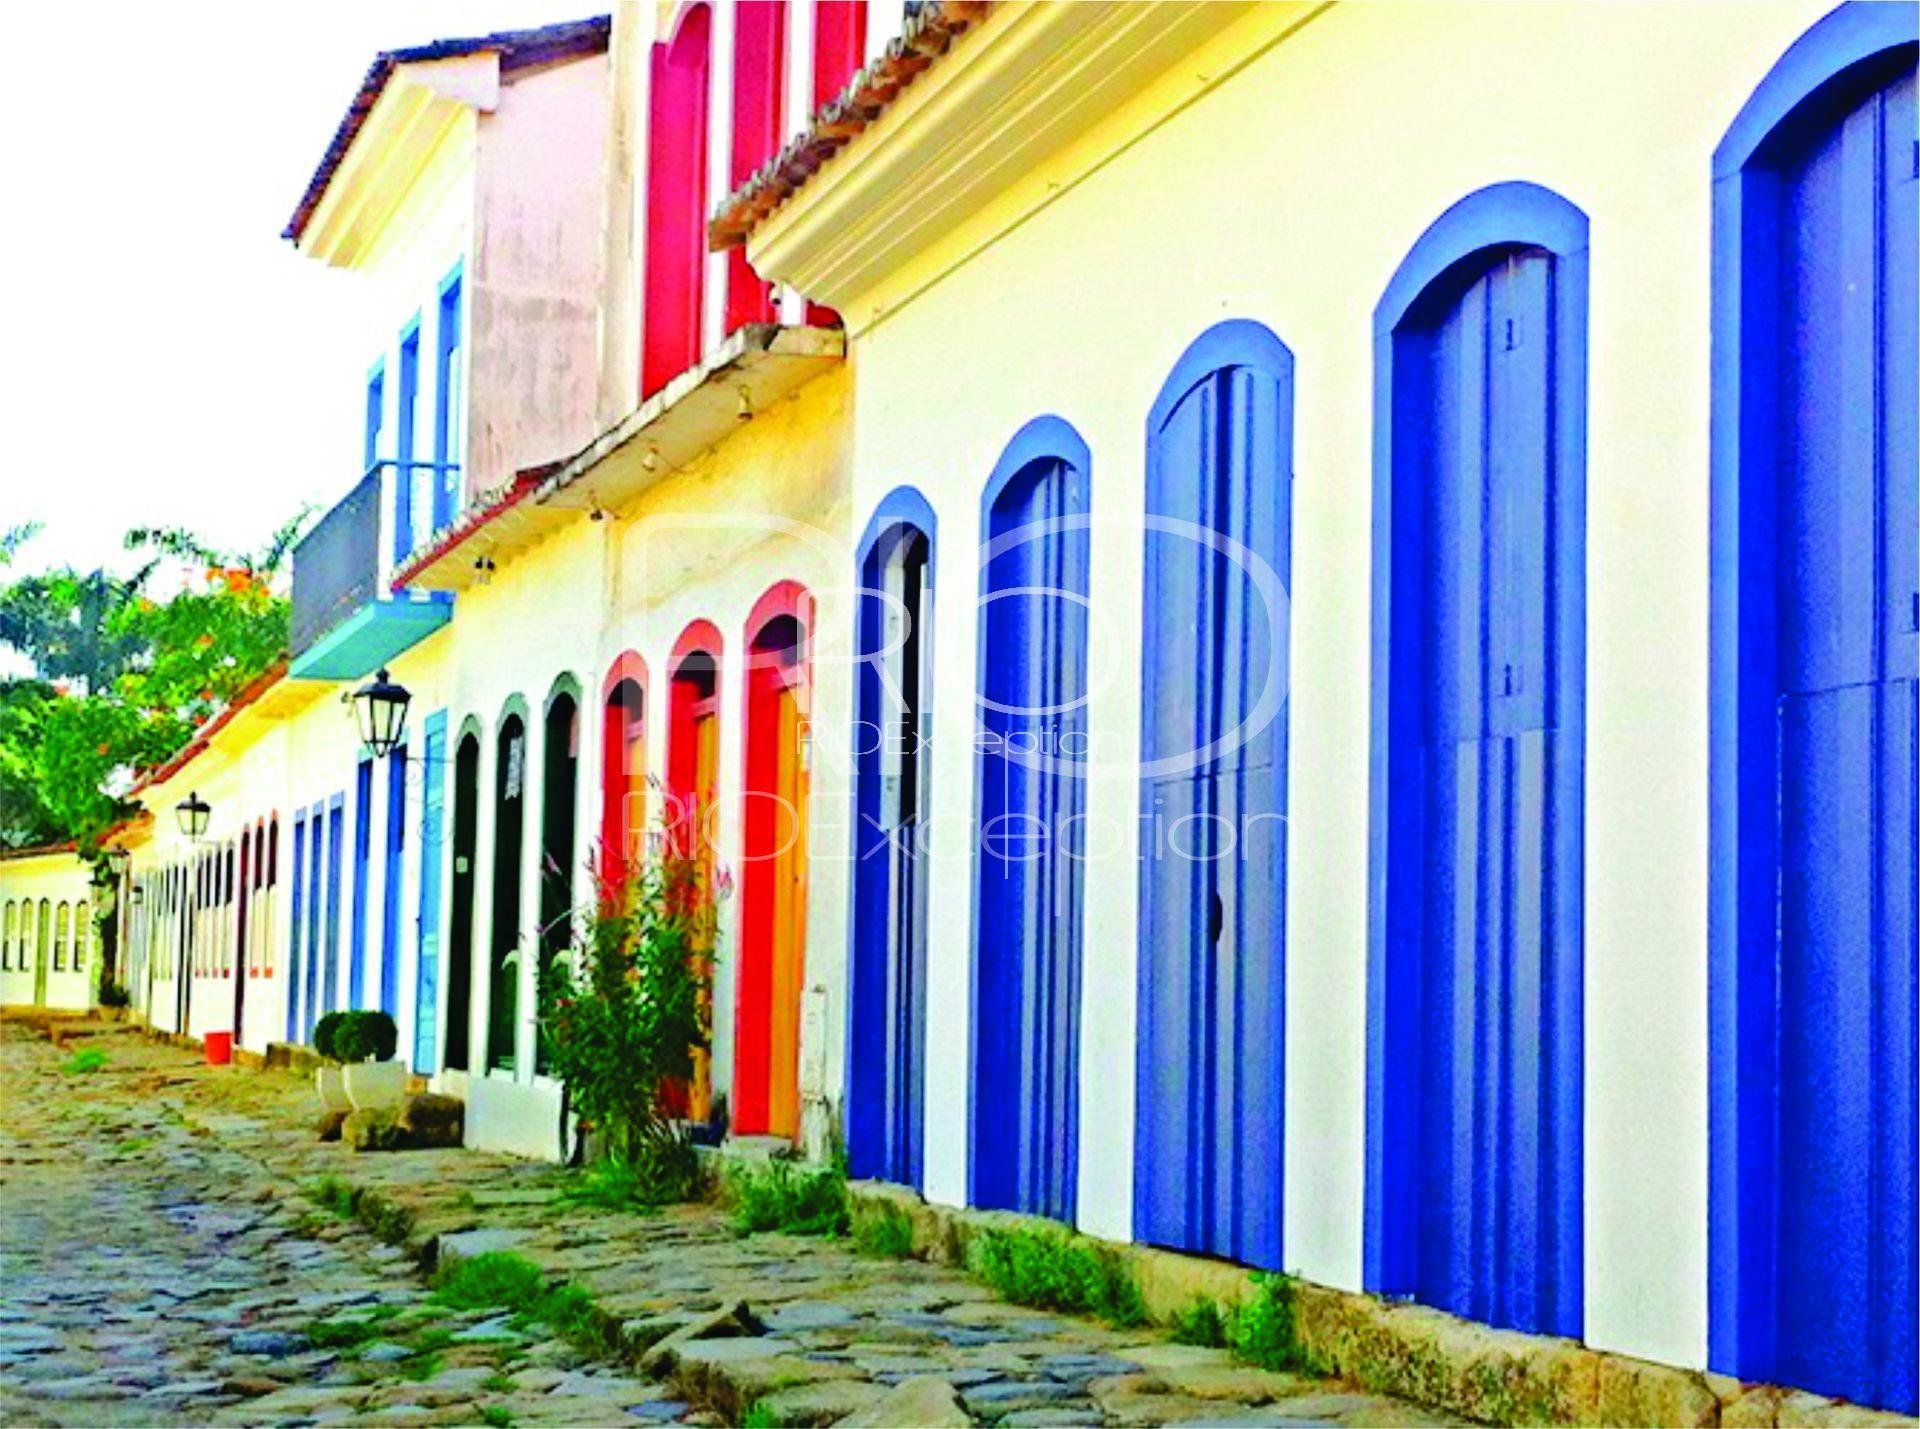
<box><xmin>0</xmin><ymin>1019</ymin><xmax>1453</xmax><ymax>1427</ymax></box>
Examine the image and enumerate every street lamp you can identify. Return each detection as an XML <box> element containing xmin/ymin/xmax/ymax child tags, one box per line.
<box><xmin>352</xmin><ymin>667</ymin><xmax>412</xmax><ymax>760</ymax></box>
<box><xmin>104</xmin><ymin>848</ymin><xmax>130</xmax><ymax>878</ymax></box>
<box><xmin>176</xmin><ymin>791</ymin><xmax>211</xmax><ymax>841</ymax></box>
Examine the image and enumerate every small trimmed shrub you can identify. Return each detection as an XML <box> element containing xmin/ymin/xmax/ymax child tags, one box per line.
<box><xmin>728</xmin><ymin>1157</ymin><xmax>849</xmax><ymax>1237</ymax></box>
<box><xmin>1232</xmin><ymin>1271</ymin><xmax>1310</xmax><ymax>1372</ymax></box>
<box><xmin>851</xmin><ymin>1200</ymin><xmax>915</xmax><ymax>1259</ymax></box>
<box><xmin>1171</xmin><ymin>1295</ymin><xmax>1231</xmax><ymax>1348</ymax></box>
<box><xmin>313</xmin><ymin>1011</ymin><xmax>348</xmax><ymax>1061</ymax></box>
<box><xmin>966</xmin><ymin>1227</ymin><xmax>1147</xmax><ymax>1328</ymax></box>
<box><xmin>60</xmin><ymin>1047</ymin><xmax>108</xmax><ymax>1075</ymax></box>
<box><xmin>333</xmin><ymin>1010</ymin><xmax>398</xmax><ymax>1063</ymax></box>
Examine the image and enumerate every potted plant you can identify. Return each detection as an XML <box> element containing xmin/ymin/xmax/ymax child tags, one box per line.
<box><xmin>313</xmin><ymin>1012</ymin><xmax>353</xmax><ymax>1112</ymax></box>
<box><xmin>337</xmin><ymin>1011</ymin><xmax>407</xmax><ymax>1112</ymax></box>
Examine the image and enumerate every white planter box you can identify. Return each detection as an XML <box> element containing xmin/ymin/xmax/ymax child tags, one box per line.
<box><xmin>343</xmin><ymin>1060</ymin><xmax>408</xmax><ymax>1112</ymax></box>
<box><xmin>315</xmin><ymin>1065</ymin><xmax>352</xmax><ymax>1113</ymax></box>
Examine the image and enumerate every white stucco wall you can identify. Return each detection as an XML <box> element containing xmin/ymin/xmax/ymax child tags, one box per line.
<box><xmin>0</xmin><ymin>851</ymin><xmax>98</xmax><ymax>1012</ymax></box>
<box><xmin>819</xmin><ymin>0</ymin><xmax>1842</xmax><ymax>1374</ymax></box>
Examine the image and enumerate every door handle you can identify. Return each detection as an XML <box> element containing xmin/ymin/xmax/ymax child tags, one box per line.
<box><xmin>1208</xmin><ymin>889</ymin><xmax>1225</xmax><ymax>946</ymax></box>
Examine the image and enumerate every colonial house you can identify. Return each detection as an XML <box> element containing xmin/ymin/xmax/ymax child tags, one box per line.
<box><xmin>2</xmin><ymin>1</ymin><xmax>1911</xmax><ymax>1416</ymax></box>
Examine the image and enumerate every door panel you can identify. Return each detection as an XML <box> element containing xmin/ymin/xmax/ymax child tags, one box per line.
<box><xmin>1136</xmin><ymin>340</ymin><xmax>1291</xmax><ymax>1271</ymax></box>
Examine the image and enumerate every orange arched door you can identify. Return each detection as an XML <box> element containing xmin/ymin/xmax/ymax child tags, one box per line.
<box><xmin>667</xmin><ymin>624</ymin><xmax>723</xmax><ymax>1123</ymax></box>
<box><xmin>735</xmin><ymin>584</ymin><xmax>812</xmax><ymax>1139</ymax></box>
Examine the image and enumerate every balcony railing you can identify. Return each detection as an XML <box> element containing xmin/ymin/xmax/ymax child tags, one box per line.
<box><xmin>289</xmin><ymin>460</ymin><xmax>461</xmax><ymax>676</ymax></box>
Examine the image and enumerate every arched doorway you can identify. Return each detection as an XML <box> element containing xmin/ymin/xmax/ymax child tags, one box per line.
<box><xmin>600</xmin><ymin>656</ymin><xmax>649</xmax><ymax>887</ymax></box>
<box><xmin>848</xmin><ymin>490</ymin><xmax>936</xmax><ymax>1188</ymax></box>
<box><xmin>444</xmin><ymin>726</ymin><xmax>481</xmax><ymax>1072</ymax></box>
<box><xmin>668</xmin><ymin>623</ymin><xmax>723</xmax><ymax>1121</ymax></box>
<box><xmin>537</xmin><ymin>680</ymin><xmax>581</xmax><ymax>1074</ymax></box>
<box><xmin>1366</xmin><ymin>182</ymin><xmax>1589</xmax><ymax>1338</ymax></box>
<box><xmin>1709</xmin><ymin>5</ymin><xmax>1917</xmax><ymax>1409</ymax></box>
<box><xmin>1135</xmin><ymin>321</ymin><xmax>1293</xmax><ymax>1271</ymax></box>
<box><xmin>736</xmin><ymin>583</ymin><xmax>814</xmax><ymax>1141</ymax></box>
<box><xmin>489</xmin><ymin>703</ymin><xmax>529</xmax><ymax>1073</ymax></box>
<box><xmin>971</xmin><ymin>417</ymin><xmax>1091</xmax><ymax>1223</ymax></box>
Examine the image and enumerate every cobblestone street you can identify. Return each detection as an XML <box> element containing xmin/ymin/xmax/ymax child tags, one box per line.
<box><xmin>0</xmin><ymin>1019</ymin><xmax>1450</xmax><ymax>1427</ymax></box>
<box><xmin>0</xmin><ymin>1023</ymin><xmax>693</xmax><ymax>1428</ymax></box>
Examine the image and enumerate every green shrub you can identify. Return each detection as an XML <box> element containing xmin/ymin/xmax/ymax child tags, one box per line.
<box><xmin>965</xmin><ymin>1227</ymin><xmax>1146</xmax><ymax>1327</ymax></box>
<box><xmin>333</xmin><ymin>1010</ymin><xmax>398</xmax><ymax>1063</ymax></box>
<box><xmin>1232</xmin><ymin>1271</ymin><xmax>1310</xmax><ymax>1372</ymax></box>
<box><xmin>480</xmin><ymin>1407</ymin><xmax>513</xmax><ymax>1429</ymax></box>
<box><xmin>313</xmin><ymin>1011</ymin><xmax>348</xmax><ymax>1061</ymax></box>
<box><xmin>97</xmin><ymin>981</ymin><xmax>131</xmax><ymax>1009</ymax></box>
<box><xmin>59</xmin><ymin>1047</ymin><xmax>108</xmax><ymax>1075</ymax></box>
<box><xmin>851</xmin><ymin>1200</ymin><xmax>915</xmax><ymax>1259</ymax></box>
<box><xmin>728</xmin><ymin>1157</ymin><xmax>849</xmax><ymax>1237</ymax></box>
<box><xmin>739</xmin><ymin>1401</ymin><xmax>782</xmax><ymax>1429</ymax></box>
<box><xmin>538</xmin><ymin>858</ymin><xmax>715</xmax><ymax>1178</ymax></box>
<box><xmin>1171</xmin><ymin>1296</ymin><xmax>1231</xmax><ymax>1348</ymax></box>
<box><xmin>563</xmin><ymin>1145</ymin><xmax>705</xmax><ymax>1212</ymax></box>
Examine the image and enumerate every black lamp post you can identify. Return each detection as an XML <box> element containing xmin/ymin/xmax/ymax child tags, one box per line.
<box><xmin>352</xmin><ymin>667</ymin><xmax>412</xmax><ymax>760</ymax></box>
<box><xmin>104</xmin><ymin>847</ymin><xmax>130</xmax><ymax>878</ymax></box>
<box><xmin>176</xmin><ymin>791</ymin><xmax>211</xmax><ymax>841</ymax></box>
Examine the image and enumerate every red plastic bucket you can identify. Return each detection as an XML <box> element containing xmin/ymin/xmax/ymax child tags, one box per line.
<box><xmin>204</xmin><ymin>1031</ymin><xmax>233</xmax><ymax>1066</ymax></box>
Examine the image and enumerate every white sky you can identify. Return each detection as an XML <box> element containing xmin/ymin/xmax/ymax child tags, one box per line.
<box><xmin>0</xmin><ymin>2</ymin><xmax>598</xmax><ymax>583</ymax></box>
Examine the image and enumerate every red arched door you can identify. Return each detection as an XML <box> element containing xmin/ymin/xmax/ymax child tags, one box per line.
<box><xmin>600</xmin><ymin>655</ymin><xmax>649</xmax><ymax>890</ymax></box>
<box><xmin>735</xmin><ymin>583</ymin><xmax>812</xmax><ymax>1139</ymax></box>
<box><xmin>667</xmin><ymin>623</ymin><xmax>723</xmax><ymax>1121</ymax></box>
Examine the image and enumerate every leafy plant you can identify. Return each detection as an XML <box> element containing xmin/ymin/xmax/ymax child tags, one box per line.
<box><xmin>59</xmin><ymin>1047</ymin><xmax>109</xmax><ymax>1075</ymax></box>
<box><xmin>480</xmin><ymin>1407</ymin><xmax>513</xmax><ymax>1429</ymax></box>
<box><xmin>97</xmin><ymin>980</ymin><xmax>131</xmax><ymax>1009</ymax></box>
<box><xmin>313</xmin><ymin>1011</ymin><xmax>348</xmax><ymax>1062</ymax></box>
<box><xmin>739</xmin><ymin>1402</ymin><xmax>782</xmax><ymax>1429</ymax></box>
<box><xmin>728</xmin><ymin>1157</ymin><xmax>850</xmax><ymax>1237</ymax></box>
<box><xmin>1232</xmin><ymin>1271</ymin><xmax>1311</xmax><ymax>1372</ymax></box>
<box><xmin>333</xmin><ymin>1010</ymin><xmax>398</xmax><ymax>1063</ymax></box>
<box><xmin>538</xmin><ymin>855</ymin><xmax>716</xmax><ymax>1197</ymax></box>
<box><xmin>1171</xmin><ymin>1296</ymin><xmax>1231</xmax><ymax>1348</ymax></box>
<box><xmin>850</xmin><ymin>1199</ymin><xmax>915</xmax><ymax>1258</ymax></box>
<box><xmin>965</xmin><ymin>1227</ymin><xmax>1146</xmax><ymax>1327</ymax></box>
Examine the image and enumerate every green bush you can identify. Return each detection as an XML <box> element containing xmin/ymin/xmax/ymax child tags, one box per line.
<box><xmin>97</xmin><ymin>981</ymin><xmax>131</xmax><ymax>1009</ymax></box>
<box><xmin>332</xmin><ymin>1010</ymin><xmax>398</xmax><ymax>1063</ymax></box>
<box><xmin>728</xmin><ymin>1157</ymin><xmax>849</xmax><ymax>1237</ymax></box>
<box><xmin>313</xmin><ymin>1011</ymin><xmax>348</xmax><ymax>1061</ymax></box>
<box><xmin>965</xmin><ymin>1227</ymin><xmax>1146</xmax><ymax>1327</ymax></box>
<box><xmin>538</xmin><ymin>857</ymin><xmax>716</xmax><ymax>1194</ymax></box>
<box><xmin>563</xmin><ymin>1141</ymin><xmax>706</xmax><ymax>1212</ymax></box>
<box><xmin>1232</xmin><ymin>1271</ymin><xmax>1310</xmax><ymax>1372</ymax></box>
<box><xmin>1171</xmin><ymin>1296</ymin><xmax>1231</xmax><ymax>1348</ymax></box>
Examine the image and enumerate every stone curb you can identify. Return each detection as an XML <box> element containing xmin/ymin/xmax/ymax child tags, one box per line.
<box><xmin>844</xmin><ymin>1181</ymin><xmax>1910</xmax><ymax>1429</ymax></box>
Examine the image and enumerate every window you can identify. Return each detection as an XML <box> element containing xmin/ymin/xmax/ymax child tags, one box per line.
<box><xmin>365</xmin><ymin>361</ymin><xmax>385</xmax><ymax>472</ymax></box>
<box><xmin>642</xmin><ymin>4</ymin><xmax>712</xmax><ymax>397</ymax></box>
<box><xmin>54</xmin><ymin>902</ymin><xmax>70</xmax><ymax>971</ymax></box>
<box><xmin>2</xmin><ymin>899</ymin><xmax>14</xmax><ymax>970</ymax></box>
<box><xmin>727</xmin><ymin>2</ymin><xmax>787</xmax><ymax>332</ymax></box>
<box><xmin>434</xmin><ymin>267</ymin><xmax>465</xmax><ymax>532</ymax></box>
<box><xmin>74</xmin><ymin>903</ymin><xmax>90</xmax><ymax>973</ymax></box>
<box><xmin>396</xmin><ymin>318</ymin><xmax>423</xmax><ymax>563</ymax></box>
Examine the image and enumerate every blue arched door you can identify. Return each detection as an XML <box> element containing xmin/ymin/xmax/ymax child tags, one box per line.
<box><xmin>1711</xmin><ymin>7</ymin><xmax>1917</xmax><ymax>1411</ymax></box>
<box><xmin>849</xmin><ymin>491</ymin><xmax>936</xmax><ymax>1189</ymax></box>
<box><xmin>1368</xmin><ymin>184</ymin><xmax>1588</xmax><ymax>1339</ymax></box>
<box><xmin>1135</xmin><ymin>323</ymin><xmax>1292</xmax><ymax>1270</ymax></box>
<box><xmin>971</xmin><ymin>419</ymin><xmax>1090</xmax><ymax>1223</ymax></box>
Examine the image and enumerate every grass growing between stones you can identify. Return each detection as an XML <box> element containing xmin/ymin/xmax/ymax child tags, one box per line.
<box><xmin>559</xmin><ymin>1157</ymin><xmax>682</xmax><ymax>1214</ymax></box>
<box><xmin>305</xmin><ymin>1175</ymin><xmax>417</xmax><ymax>1246</ymax></box>
<box><xmin>727</xmin><ymin>1157</ymin><xmax>850</xmax><ymax>1237</ymax></box>
<box><xmin>850</xmin><ymin>1198</ymin><xmax>915</xmax><ymax>1258</ymax></box>
<box><xmin>965</xmin><ymin>1227</ymin><xmax>1147</xmax><ymax>1328</ymax></box>
<box><xmin>432</xmin><ymin>1252</ymin><xmax>618</xmax><ymax>1356</ymax></box>
<box><xmin>1229</xmin><ymin>1273</ymin><xmax>1315</xmax><ymax>1373</ymax></box>
<box><xmin>1170</xmin><ymin>1295</ymin><xmax>1232</xmax><ymax>1348</ymax></box>
<box><xmin>738</xmin><ymin>1400</ymin><xmax>782</xmax><ymax>1429</ymax></box>
<box><xmin>59</xmin><ymin>1047</ymin><xmax>108</xmax><ymax>1075</ymax></box>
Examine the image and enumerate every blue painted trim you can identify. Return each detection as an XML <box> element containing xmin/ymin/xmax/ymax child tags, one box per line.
<box><xmin>1364</xmin><ymin>180</ymin><xmax>1590</xmax><ymax>1334</ymax></box>
<box><xmin>1133</xmin><ymin>319</ymin><xmax>1294</xmax><ymax>1271</ymax></box>
<box><xmin>350</xmin><ymin>760</ymin><xmax>373</xmax><ymax>1009</ymax></box>
<box><xmin>855</xmin><ymin>484</ymin><xmax>940</xmax><ymax>570</ymax></box>
<box><xmin>323</xmin><ymin>794</ymin><xmax>346</xmax><ymax>1018</ymax></box>
<box><xmin>286</xmin><ymin>812</ymin><xmax>308</xmax><ymax>1045</ymax></box>
<box><xmin>413</xmin><ymin>710</ymin><xmax>448</xmax><ymax>1073</ymax></box>
<box><xmin>845</xmin><ymin>484</ymin><xmax>939</xmax><ymax>1188</ymax></box>
<box><xmin>364</xmin><ymin>360</ymin><xmax>386</xmax><ymax>473</ymax></box>
<box><xmin>433</xmin><ymin>263</ymin><xmax>465</xmax><ymax>534</ymax></box>
<box><xmin>381</xmin><ymin>745</ymin><xmax>407</xmax><ymax>1019</ymax></box>
<box><xmin>396</xmin><ymin>316</ymin><xmax>423</xmax><ymax>565</ymax></box>
<box><xmin>1707</xmin><ymin>1</ymin><xmax>1918</xmax><ymax>1388</ymax></box>
<box><xmin>967</xmin><ymin>414</ymin><xmax>1092</xmax><ymax>1223</ymax></box>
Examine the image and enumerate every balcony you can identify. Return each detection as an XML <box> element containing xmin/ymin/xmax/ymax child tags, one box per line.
<box><xmin>289</xmin><ymin>461</ymin><xmax>456</xmax><ymax>681</ymax></box>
